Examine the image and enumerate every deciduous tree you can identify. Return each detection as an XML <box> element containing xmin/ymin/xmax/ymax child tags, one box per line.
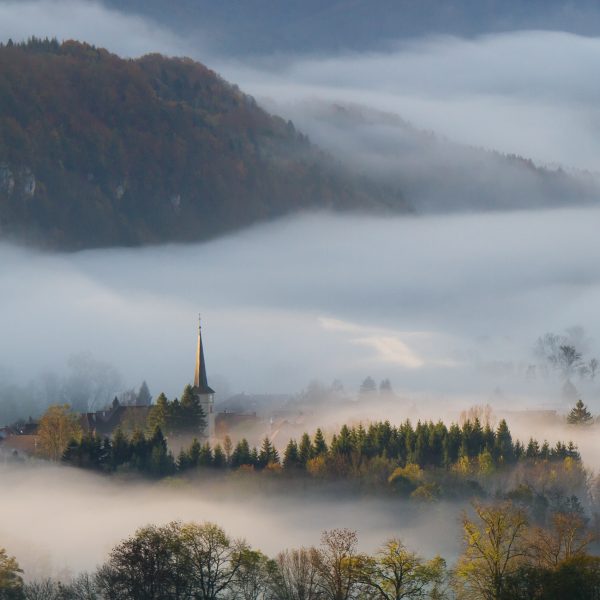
<box><xmin>37</xmin><ymin>404</ymin><xmax>82</xmax><ymax>461</ymax></box>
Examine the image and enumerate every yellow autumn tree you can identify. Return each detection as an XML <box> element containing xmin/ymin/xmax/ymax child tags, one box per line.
<box><xmin>0</xmin><ymin>547</ymin><xmax>23</xmax><ymax>597</ymax></box>
<box><xmin>454</xmin><ymin>501</ymin><xmax>528</xmax><ymax>600</ymax></box>
<box><xmin>37</xmin><ymin>404</ymin><xmax>82</xmax><ymax>461</ymax></box>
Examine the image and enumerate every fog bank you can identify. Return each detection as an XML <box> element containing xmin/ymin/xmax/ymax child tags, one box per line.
<box><xmin>0</xmin><ymin>461</ymin><xmax>462</xmax><ymax>578</ymax></box>
<box><xmin>1</xmin><ymin>209</ymin><xmax>600</xmax><ymax>416</ymax></box>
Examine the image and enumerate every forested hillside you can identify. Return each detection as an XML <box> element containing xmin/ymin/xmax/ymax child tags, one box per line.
<box><xmin>0</xmin><ymin>39</ymin><xmax>405</xmax><ymax>249</ymax></box>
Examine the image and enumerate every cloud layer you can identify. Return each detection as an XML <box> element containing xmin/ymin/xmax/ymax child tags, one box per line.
<box><xmin>2</xmin><ymin>209</ymin><xmax>600</xmax><ymax>411</ymax></box>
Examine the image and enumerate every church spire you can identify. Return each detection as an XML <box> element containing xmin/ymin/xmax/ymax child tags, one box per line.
<box><xmin>194</xmin><ymin>315</ymin><xmax>215</xmax><ymax>394</ymax></box>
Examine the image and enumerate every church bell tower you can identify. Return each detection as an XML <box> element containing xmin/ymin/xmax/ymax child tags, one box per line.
<box><xmin>193</xmin><ymin>316</ymin><xmax>215</xmax><ymax>439</ymax></box>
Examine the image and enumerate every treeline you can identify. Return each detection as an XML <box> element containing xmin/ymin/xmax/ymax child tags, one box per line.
<box><xmin>146</xmin><ymin>386</ymin><xmax>207</xmax><ymax>436</ymax></box>
<box><xmin>61</xmin><ymin>418</ymin><xmax>580</xmax><ymax>489</ymax></box>
<box><xmin>2</xmin><ymin>498</ymin><xmax>600</xmax><ymax>599</ymax></box>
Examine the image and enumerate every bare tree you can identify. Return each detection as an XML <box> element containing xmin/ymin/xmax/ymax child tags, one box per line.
<box><xmin>271</xmin><ymin>548</ymin><xmax>321</xmax><ymax>600</ymax></box>
<box><xmin>312</xmin><ymin>529</ymin><xmax>361</xmax><ymax>600</ymax></box>
<box><xmin>528</xmin><ymin>511</ymin><xmax>598</xmax><ymax>568</ymax></box>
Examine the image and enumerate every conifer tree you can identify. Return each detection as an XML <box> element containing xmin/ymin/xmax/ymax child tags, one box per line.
<box><xmin>298</xmin><ymin>433</ymin><xmax>313</xmax><ymax>466</ymax></box>
<box><xmin>199</xmin><ymin>442</ymin><xmax>213</xmax><ymax>467</ymax></box>
<box><xmin>313</xmin><ymin>428</ymin><xmax>328</xmax><ymax>456</ymax></box>
<box><xmin>136</xmin><ymin>380</ymin><xmax>152</xmax><ymax>406</ymax></box>
<box><xmin>495</xmin><ymin>419</ymin><xmax>515</xmax><ymax>463</ymax></box>
<box><xmin>283</xmin><ymin>439</ymin><xmax>300</xmax><ymax>470</ymax></box>
<box><xmin>179</xmin><ymin>384</ymin><xmax>207</xmax><ymax>434</ymax></box>
<box><xmin>258</xmin><ymin>437</ymin><xmax>279</xmax><ymax>468</ymax></box>
<box><xmin>567</xmin><ymin>399</ymin><xmax>594</xmax><ymax>425</ymax></box>
<box><xmin>111</xmin><ymin>428</ymin><xmax>131</xmax><ymax>469</ymax></box>
<box><xmin>147</xmin><ymin>393</ymin><xmax>169</xmax><ymax>433</ymax></box>
<box><xmin>213</xmin><ymin>444</ymin><xmax>226</xmax><ymax>468</ymax></box>
<box><xmin>177</xmin><ymin>448</ymin><xmax>191</xmax><ymax>471</ymax></box>
<box><xmin>231</xmin><ymin>439</ymin><xmax>252</xmax><ymax>468</ymax></box>
<box><xmin>188</xmin><ymin>438</ymin><xmax>201</xmax><ymax>467</ymax></box>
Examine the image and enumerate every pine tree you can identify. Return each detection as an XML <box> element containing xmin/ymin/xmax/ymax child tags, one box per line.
<box><xmin>110</xmin><ymin>428</ymin><xmax>131</xmax><ymax>470</ymax></box>
<box><xmin>147</xmin><ymin>393</ymin><xmax>169</xmax><ymax>433</ymax></box>
<box><xmin>258</xmin><ymin>437</ymin><xmax>279</xmax><ymax>468</ymax></box>
<box><xmin>283</xmin><ymin>439</ymin><xmax>300</xmax><ymax>470</ymax></box>
<box><xmin>199</xmin><ymin>442</ymin><xmax>213</xmax><ymax>467</ymax></box>
<box><xmin>494</xmin><ymin>419</ymin><xmax>514</xmax><ymax>463</ymax></box>
<box><xmin>231</xmin><ymin>439</ymin><xmax>252</xmax><ymax>468</ymax></box>
<box><xmin>212</xmin><ymin>444</ymin><xmax>226</xmax><ymax>468</ymax></box>
<box><xmin>298</xmin><ymin>433</ymin><xmax>313</xmax><ymax>466</ymax></box>
<box><xmin>567</xmin><ymin>399</ymin><xmax>593</xmax><ymax>425</ymax></box>
<box><xmin>188</xmin><ymin>438</ymin><xmax>201</xmax><ymax>467</ymax></box>
<box><xmin>177</xmin><ymin>448</ymin><xmax>191</xmax><ymax>471</ymax></box>
<box><xmin>313</xmin><ymin>428</ymin><xmax>328</xmax><ymax>456</ymax></box>
<box><xmin>136</xmin><ymin>381</ymin><xmax>152</xmax><ymax>406</ymax></box>
<box><xmin>179</xmin><ymin>384</ymin><xmax>207</xmax><ymax>434</ymax></box>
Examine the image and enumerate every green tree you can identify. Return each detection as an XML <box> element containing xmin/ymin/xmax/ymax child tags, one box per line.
<box><xmin>494</xmin><ymin>420</ymin><xmax>514</xmax><ymax>464</ymax></box>
<box><xmin>97</xmin><ymin>522</ymin><xmax>187</xmax><ymax>599</ymax></box>
<box><xmin>146</xmin><ymin>393</ymin><xmax>169</xmax><ymax>433</ymax></box>
<box><xmin>258</xmin><ymin>437</ymin><xmax>279</xmax><ymax>468</ymax></box>
<box><xmin>232</xmin><ymin>548</ymin><xmax>275</xmax><ymax>600</ymax></box>
<box><xmin>283</xmin><ymin>439</ymin><xmax>300</xmax><ymax>470</ymax></box>
<box><xmin>0</xmin><ymin>548</ymin><xmax>23</xmax><ymax>600</ymax></box>
<box><xmin>567</xmin><ymin>399</ymin><xmax>593</xmax><ymax>425</ymax></box>
<box><xmin>359</xmin><ymin>376</ymin><xmax>377</xmax><ymax>396</ymax></box>
<box><xmin>454</xmin><ymin>501</ymin><xmax>528</xmax><ymax>600</ymax></box>
<box><xmin>358</xmin><ymin>538</ymin><xmax>446</xmax><ymax>600</ymax></box>
<box><xmin>313</xmin><ymin>428</ymin><xmax>328</xmax><ymax>456</ymax></box>
<box><xmin>179</xmin><ymin>522</ymin><xmax>248</xmax><ymax>600</ymax></box>
<box><xmin>213</xmin><ymin>444</ymin><xmax>226</xmax><ymax>468</ymax></box>
<box><xmin>179</xmin><ymin>384</ymin><xmax>207</xmax><ymax>435</ymax></box>
<box><xmin>298</xmin><ymin>433</ymin><xmax>313</xmax><ymax>466</ymax></box>
<box><xmin>198</xmin><ymin>442</ymin><xmax>213</xmax><ymax>467</ymax></box>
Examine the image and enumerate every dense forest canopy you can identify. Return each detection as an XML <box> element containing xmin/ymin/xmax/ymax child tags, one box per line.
<box><xmin>0</xmin><ymin>38</ymin><xmax>405</xmax><ymax>249</ymax></box>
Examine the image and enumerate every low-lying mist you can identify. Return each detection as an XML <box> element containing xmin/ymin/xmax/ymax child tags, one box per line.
<box><xmin>0</xmin><ymin>461</ymin><xmax>462</xmax><ymax>579</ymax></box>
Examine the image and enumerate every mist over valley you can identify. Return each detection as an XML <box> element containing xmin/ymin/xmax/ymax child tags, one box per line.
<box><xmin>2</xmin><ymin>2</ymin><xmax>600</xmax><ymax>598</ymax></box>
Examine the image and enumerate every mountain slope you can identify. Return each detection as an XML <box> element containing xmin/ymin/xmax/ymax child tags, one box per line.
<box><xmin>0</xmin><ymin>39</ymin><xmax>406</xmax><ymax>249</ymax></box>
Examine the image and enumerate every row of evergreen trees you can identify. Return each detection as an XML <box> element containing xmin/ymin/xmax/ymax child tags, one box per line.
<box><xmin>62</xmin><ymin>418</ymin><xmax>579</xmax><ymax>480</ymax></box>
<box><xmin>146</xmin><ymin>385</ymin><xmax>206</xmax><ymax>436</ymax></box>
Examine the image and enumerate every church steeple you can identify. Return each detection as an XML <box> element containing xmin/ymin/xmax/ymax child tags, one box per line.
<box><xmin>194</xmin><ymin>315</ymin><xmax>215</xmax><ymax>394</ymax></box>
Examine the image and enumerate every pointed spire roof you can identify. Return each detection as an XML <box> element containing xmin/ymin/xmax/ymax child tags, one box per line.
<box><xmin>194</xmin><ymin>316</ymin><xmax>215</xmax><ymax>395</ymax></box>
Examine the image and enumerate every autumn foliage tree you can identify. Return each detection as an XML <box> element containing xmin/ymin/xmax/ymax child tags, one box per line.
<box><xmin>37</xmin><ymin>404</ymin><xmax>82</xmax><ymax>461</ymax></box>
<box><xmin>454</xmin><ymin>501</ymin><xmax>529</xmax><ymax>600</ymax></box>
<box><xmin>0</xmin><ymin>548</ymin><xmax>23</xmax><ymax>599</ymax></box>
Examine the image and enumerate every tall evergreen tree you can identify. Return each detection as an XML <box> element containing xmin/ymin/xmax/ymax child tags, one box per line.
<box><xmin>179</xmin><ymin>384</ymin><xmax>207</xmax><ymax>435</ymax></box>
<box><xmin>298</xmin><ymin>432</ymin><xmax>313</xmax><ymax>466</ymax></box>
<box><xmin>313</xmin><ymin>428</ymin><xmax>328</xmax><ymax>456</ymax></box>
<box><xmin>283</xmin><ymin>439</ymin><xmax>300</xmax><ymax>470</ymax></box>
<box><xmin>147</xmin><ymin>393</ymin><xmax>169</xmax><ymax>433</ymax></box>
<box><xmin>567</xmin><ymin>399</ymin><xmax>594</xmax><ymax>425</ymax></box>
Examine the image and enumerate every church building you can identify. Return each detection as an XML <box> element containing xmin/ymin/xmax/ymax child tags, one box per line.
<box><xmin>193</xmin><ymin>318</ymin><xmax>215</xmax><ymax>439</ymax></box>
